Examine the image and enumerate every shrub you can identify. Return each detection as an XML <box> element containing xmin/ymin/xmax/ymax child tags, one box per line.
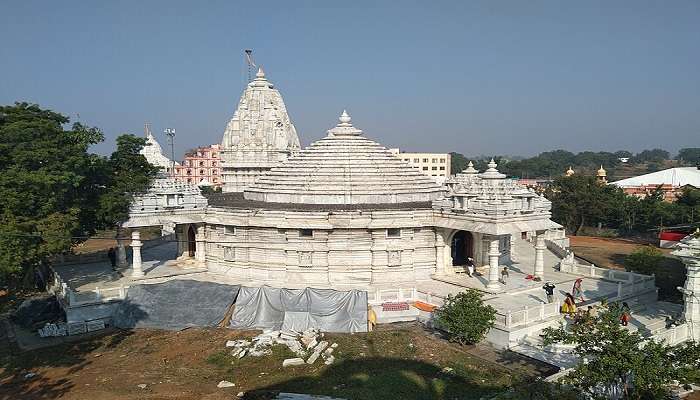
<box><xmin>624</xmin><ymin>245</ymin><xmax>663</xmax><ymax>275</ymax></box>
<box><xmin>433</xmin><ymin>289</ymin><xmax>496</xmax><ymax>345</ymax></box>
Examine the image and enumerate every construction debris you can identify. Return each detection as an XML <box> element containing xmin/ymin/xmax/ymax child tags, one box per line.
<box><xmin>224</xmin><ymin>328</ymin><xmax>339</xmax><ymax>367</ymax></box>
<box><xmin>217</xmin><ymin>380</ymin><xmax>236</xmax><ymax>388</ymax></box>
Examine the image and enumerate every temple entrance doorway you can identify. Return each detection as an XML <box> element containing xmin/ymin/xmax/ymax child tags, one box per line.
<box><xmin>187</xmin><ymin>226</ymin><xmax>196</xmax><ymax>257</ymax></box>
<box><xmin>451</xmin><ymin>230</ymin><xmax>474</xmax><ymax>266</ymax></box>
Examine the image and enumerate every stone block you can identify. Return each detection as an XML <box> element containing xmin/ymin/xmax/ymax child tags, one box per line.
<box><xmin>282</xmin><ymin>358</ymin><xmax>306</xmax><ymax>367</ymax></box>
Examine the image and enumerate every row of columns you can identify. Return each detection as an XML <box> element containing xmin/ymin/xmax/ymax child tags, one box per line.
<box><xmin>485</xmin><ymin>231</ymin><xmax>546</xmax><ymax>290</ymax></box>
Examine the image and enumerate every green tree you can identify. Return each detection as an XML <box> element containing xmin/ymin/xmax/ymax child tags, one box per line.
<box><xmin>623</xmin><ymin>246</ymin><xmax>663</xmax><ymax>275</ymax></box>
<box><xmin>677</xmin><ymin>148</ymin><xmax>700</xmax><ymax>165</ymax></box>
<box><xmin>433</xmin><ymin>289</ymin><xmax>496</xmax><ymax>345</ymax></box>
<box><xmin>545</xmin><ymin>175</ymin><xmax>618</xmax><ymax>235</ymax></box>
<box><xmin>0</xmin><ymin>103</ymin><xmax>157</xmax><ymax>286</ymax></box>
<box><xmin>542</xmin><ymin>303</ymin><xmax>700</xmax><ymax>399</ymax></box>
<box><xmin>97</xmin><ymin>134</ymin><xmax>160</xmax><ymax>226</ymax></box>
<box><xmin>450</xmin><ymin>152</ymin><xmax>469</xmax><ymax>174</ymax></box>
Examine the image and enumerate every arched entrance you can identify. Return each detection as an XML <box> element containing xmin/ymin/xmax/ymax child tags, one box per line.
<box><xmin>187</xmin><ymin>225</ymin><xmax>196</xmax><ymax>257</ymax></box>
<box><xmin>451</xmin><ymin>231</ymin><xmax>474</xmax><ymax>266</ymax></box>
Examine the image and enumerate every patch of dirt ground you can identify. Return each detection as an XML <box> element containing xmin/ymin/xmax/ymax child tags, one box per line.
<box><xmin>569</xmin><ymin>235</ymin><xmax>687</xmax><ymax>303</ymax></box>
<box><xmin>0</xmin><ymin>323</ymin><xmax>553</xmax><ymax>400</ymax></box>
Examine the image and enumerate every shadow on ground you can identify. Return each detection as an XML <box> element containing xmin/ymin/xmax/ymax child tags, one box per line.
<box><xmin>243</xmin><ymin>356</ymin><xmax>509</xmax><ymax>400</ymax></box>
<box><xmin>0</xmin><ymin>327</ymin><xmax>132</xmax><ymax>399</ymax></box>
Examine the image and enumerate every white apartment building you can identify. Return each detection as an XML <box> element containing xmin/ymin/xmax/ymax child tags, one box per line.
<box><xmin>389</xmin><ymin>148</ymin><xmax>451</xmax><ymax>183</ymax></box>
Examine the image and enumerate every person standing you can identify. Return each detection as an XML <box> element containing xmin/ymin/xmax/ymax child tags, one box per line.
<box><xmin>500</xmin><ymin>266</ymin><xmax>509</xmax><ymax>284</ymax></box>
<box><xmin>572</xmin><ymin>278</ymin><xmax>585</xmax><ymax>304</ymax></box>
<box><xmin>466</xmin><ymin>257</ymin><xmax>475</xmax><ymax>277</ymax></box>
<box><xmin>562</xmin><ymin>293</ymin><xmax>577</xmax><ymax>317</ymax></box>
<box><xmin>620</xmin><ymin>302</ymin><xmax>631</xmax><ymax>326</ymax></box>
<box><xmin>542</xmin><ymin>282</ymin><xmax>556</xmax><ymax>303</ymax></box>
<box><xmin>107</xmin><ymin>247</ymin><xmax>117</xmax><ymax>269</ymax></box>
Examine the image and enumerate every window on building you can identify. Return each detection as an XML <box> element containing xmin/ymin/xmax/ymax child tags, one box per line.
<box><xmin>413</xmin><ymin>158</ymin><xmax>419</xmax><ymax>163</ymax></box>
<box><xmin>186</xmin><ymin>169</ymin><xmax>192</xmax><ymax>175</ymax></box>
<box><xmin>199</xmin><ymin>169</ymin><xmax>204</xmax><ymax>174</ymax></box>
<box><xmin>224</xmin><ymin>226</ymin><xmax>235</xmax><ymax>235</ymax></box>
<box><xmin>212</xmin><ymin>169</ymin><xmax>218</xmax><ymax>174</ymax></box>
<box><xmin>213</xmin><ymin>153</ymin><xmax>218</xmax><ymax>158</ymax></box>
<box><xmin>212</xmin><ymin>161</ymin><xmax>217</xmax><ymax>167</ymax></box>
<box><xmin>187</xmin><ymin>178</ymin><xmax>192</xmax><ymax>183</ymax></box>
<box><xmin>300</xmin><ymin>229</ymin><xmax>313</xmax><ymax>237</ymax></box>
<box><xmin>432</xmin><ymin>166</ymin><xmax>437</xmax><ymax>170</ymax></box>
<box><xmin>387</xmin><ymin>228</ymin><xmax>401</xmax><ymax>238</ymax></box>
<box><xmin>440</xmin><ymin>158</ymin><xmax>445</xmax><ymax>163</ymax></box>
<box><xmin>199</xmin><ymin>161</ymin><xmax>204</xmax><ymax>167</ymax></box>
<box><xmin>213</xmin><ymin>178</ymin><xmax>218</xmax><ymax>183</ymax></box>
<box><xmin>422</xmin><ymin>167</ymin><xmax>428</xmax><ymax>171</ymax></box>
<box><xmin>166</xmin><ymin>194</ymin><xmax>176</xmax><ymax>206</ymax></box>
<box><xmin>422</xmin><ymin>158</ymin><xmax>428</xmax><ymax>162</ymax></box>
<box><xmin>439</xmin><ymin>166</ymin><xmax>445</xmax><ymax>170</ymax></box>
<box><xmin>432</xmin><ymin>158</ymin><xmax>438</xmax><ymax>163</ymax></box>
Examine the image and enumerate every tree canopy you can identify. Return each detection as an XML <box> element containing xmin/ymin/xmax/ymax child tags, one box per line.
<box><xmin>0</xmin><ymin>102</ymin><xmax>158</xmax><ymax>285</ymax></box>
<box><xmin>542</xmin><ymin>302</ymin><xmax>700</xmax><ymax>399</ymax></box>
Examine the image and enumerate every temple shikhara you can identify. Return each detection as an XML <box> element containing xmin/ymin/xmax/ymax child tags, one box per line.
<box><xmin>53</xmin><ymin>66</ymin><xmax>700</xmax><ymax>363</ymax></box>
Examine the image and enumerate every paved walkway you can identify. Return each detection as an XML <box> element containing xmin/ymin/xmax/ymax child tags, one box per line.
<box><xmin>52</xmin><ymin>240</ymin><xmax>631</xmax><ymax>316</ymax></box>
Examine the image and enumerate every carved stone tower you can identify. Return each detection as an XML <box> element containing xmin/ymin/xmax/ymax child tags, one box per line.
<box><xmin>220</xmin><ymin>67</ymin><xmax>300</xmax><ymax>192</ymax></box>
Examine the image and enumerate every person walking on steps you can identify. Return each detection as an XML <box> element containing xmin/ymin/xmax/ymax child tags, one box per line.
<box><xmin>572</xmin><ymin>278</ymin><xmax>585</xmax><ymax>304</ymax></box>
<box><xmin>542</xmin><ymin>281</ymin><xmax>556</xmax><ymax>303</ymax></box>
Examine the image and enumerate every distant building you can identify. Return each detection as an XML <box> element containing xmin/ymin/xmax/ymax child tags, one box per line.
<box><xmin>618</xmin><ymin>157</ymin><xmax>630</xmax><ymax>163</ymax></box>
<box><xmin>389</xmin><ymin>149</ymin><xmax>451</xmax><ymax>184</ymax></box>
<box><xmin>609</xmin><ymin>166</ymin><xmax>700</xmax><ymax>201</ymax></box>
<box><xmin>596</xmin><ymin>165</ymin><xmax>608</xmax><ymax>184</ymax></box>
<box><xmin>173</xmin><ymin>144</ymin><xmax>224</xmax><ymax>188</ymax></box>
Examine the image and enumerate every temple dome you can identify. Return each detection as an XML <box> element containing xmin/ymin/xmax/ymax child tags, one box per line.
<box><xmin>243</xmin><ymin>111</ymin><xmax>445</xmax><ymax>205</ymax></box>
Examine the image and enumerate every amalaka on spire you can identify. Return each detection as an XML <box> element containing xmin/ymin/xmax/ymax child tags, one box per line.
<box><xmin>327</xmin><ymin>109</ymin><xmax>363</xmax><ymax>136</ymax></box>
<box><xmin>256</xmin><ymin>66</ymin><xmax>266</xmax><ymax>79</ymax></box>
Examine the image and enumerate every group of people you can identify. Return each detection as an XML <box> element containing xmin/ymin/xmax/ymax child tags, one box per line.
<box><xmin>543</xmin><ymin>278</ymin><xmax>632</xmax><ymax>326</ymax></box>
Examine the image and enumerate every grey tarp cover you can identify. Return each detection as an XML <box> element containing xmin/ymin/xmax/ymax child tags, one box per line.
<box><xmin>229</xmin><ymin>286</ymin><xmax>368</xmax><ymax>333</ymax></box>
<box><xmin>113</xmin><ymin>280</ymin><xmax>240</xmax><ymax>330</ymax></box>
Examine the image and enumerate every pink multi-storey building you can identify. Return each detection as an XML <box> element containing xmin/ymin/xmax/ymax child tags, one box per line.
<box><xmin>173</xmin><ymin>144</ymin><xmax>223</xmax><ymax>188</ymax></box>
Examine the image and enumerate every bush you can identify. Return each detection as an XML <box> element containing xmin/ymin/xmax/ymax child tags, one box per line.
<box><xmin>433</xmin><ymin>289</ymin><xmax>496</xmax><ymax>345</ymax></box>
<box><xmin>624</xmin><ymin>245</ymin><xmax>663</xmax><ymax>275</ymax></box>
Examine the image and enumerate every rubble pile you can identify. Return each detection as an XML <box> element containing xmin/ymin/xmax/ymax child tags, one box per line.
<box><xmin>225</xmin><ymin>328</ymin><xmax>338</xmax><ymax>367</ymax></box>
<box><xmin>38</xmin><ymin>322</ymin><xmax>67</xmax><ymax>337</ymax></box>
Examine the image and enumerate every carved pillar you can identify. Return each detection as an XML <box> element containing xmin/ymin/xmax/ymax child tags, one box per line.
<box><xmin>195</xmin><ymin>225</ymin><xmax>206</xmax><ymax>264</ymax></box>
<box><xmin>435</xmin><ymin>229</ymin><xmax>446</xmax><ymax>275</ymax></box>
<box><xmin>487</xmin><ymin>237</ymin><xmax>501</xmax><ymax>290</ymax></box>
<box><xmin>509</xmin><ymin>233</ymin><xmax>518</xmax><ymax>263</ymax></box>
<box><xmin>673</xmin><ymin>235</ymin><xmax>700</xmax><ymax>341</ymax></box>
<box><xmin>534</xmin><ymin>231</ymin><xmax>546</xmax><ymax>278</ymax></box>
<box><xmin>131</xmin><ymin>230</ymin><xmax>144</xmax><ymax>278</ymax></box>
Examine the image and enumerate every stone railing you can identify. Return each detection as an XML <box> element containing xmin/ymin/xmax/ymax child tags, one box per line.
<box><xmin>546</xmin><ymin>239</ymin><xmax>570</xmax><ymax>259</ymax></box>
<box><xmin>49</xmin><ymin>270</ymin><xmax>129</xmax><ymax>308</ymax></box>
<box><xmin>650</xmin><ymin>323</ymin><xmax>689</xmax><ymax>346</ymax></box>
<box><xmin>367</xmin><ymin>287</ymin><xmax>445</xmax><ymax>308</ymax></box>
<box><xmin>560</xmin><ymin>262</ymin><xmax>652</xmax><ymax>284</ymax></box>
<box><xmin>496</xmin><ymin>301</ymin><xmax>562</xmax><ymax>329</ymax></box>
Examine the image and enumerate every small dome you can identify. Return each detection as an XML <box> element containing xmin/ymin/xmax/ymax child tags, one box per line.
<box><xmin>597</xmin><ymin>165</ymin><xmax>607</xmax><ymax>177</ymax></box>
<box><xmin>565</xmin><ymin>166</ymin><xmax>574</xmax><ymax>176</ymax></box>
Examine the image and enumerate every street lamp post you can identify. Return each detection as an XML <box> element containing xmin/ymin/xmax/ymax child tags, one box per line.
<box><xmin>164</xmin><ymin>128</ymin><xmax>176</xmax><ymax>176</ymax></box>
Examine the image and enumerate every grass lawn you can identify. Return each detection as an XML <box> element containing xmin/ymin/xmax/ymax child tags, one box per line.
<box><xmin>0</xmin><ymin>323</ymin><xmax>545</xmax><ymax>400</ymax></box>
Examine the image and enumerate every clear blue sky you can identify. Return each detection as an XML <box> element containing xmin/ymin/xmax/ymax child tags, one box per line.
<box><xmin>1</xmin><ymin>1</ymin><xmax>698</xmax><ymax>159</ymax></box>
